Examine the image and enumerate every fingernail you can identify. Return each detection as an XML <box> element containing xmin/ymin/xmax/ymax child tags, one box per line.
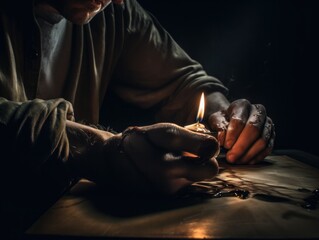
<box><xmin>226</xmin><ymin>153</ymin><xmax>236</xmax><ymax>163</ymax></box>
<box><xmin>224</xmin><ymin>140</ymin><xmax>233</xmax><ymax>149</ymax></box>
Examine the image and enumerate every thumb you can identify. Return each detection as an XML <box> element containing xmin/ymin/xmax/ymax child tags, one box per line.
<box><xmin>139</xmin><ymin>123</ymin><xmax>220</xmax><ymax>159</ymax></box>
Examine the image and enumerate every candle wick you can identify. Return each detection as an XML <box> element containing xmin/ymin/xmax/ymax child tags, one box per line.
<box><xmin>195</xmin><ymin>121</ymin><xmax>200</xmax><ymax>130</ymax></box>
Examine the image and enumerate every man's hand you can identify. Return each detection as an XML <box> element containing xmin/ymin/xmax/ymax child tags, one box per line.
<box><xmin>208</xmin><ymin>97</ymin><xmax>275</xmax><ymax>164</ymax></box>
<box><xmin>67</xmin><ymin>122</ymin><xmax>219</xmax><ymax>195</ymax></box>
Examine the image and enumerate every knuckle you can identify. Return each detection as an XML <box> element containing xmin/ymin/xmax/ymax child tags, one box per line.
<box><xmin>233</xmin><ymin>98</ymin><xmax>251</xmax><ymax>106</ymax></box>
<box><xmin>164</xmin><ymin>125</ymin><xmax>180</xmax><ymax>138</ymax></box>
<box><xmin>228</xmin><ymin>99</ymin><xmax>251</xmax><ymax>115</ymax></box>
<box><xmin>253</xmin><ymin>104</ymin><xmax>267</xmax><ymax>117</ymax></box>
<box><xmin>230</xmin><ymin>116</ymin><xmax>245</xmax><ymax>125</ymax></box>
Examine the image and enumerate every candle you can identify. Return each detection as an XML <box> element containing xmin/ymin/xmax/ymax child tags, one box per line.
<box><xmin>184</xmin><ymin>121</ymin><xmax>212</xmax><ymax>134</ymax></box>
<box><xmin>184</xmin><ymin>92</ymin><xmax>220</xmax><ymax>158</ymax></box>
<box><xmin>184</xmin><ymin>92</ymin><xmax>212</xmax><ymax>134</ymax></box>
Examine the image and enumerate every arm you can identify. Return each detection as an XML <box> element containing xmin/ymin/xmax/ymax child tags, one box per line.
<box><xmin>0</xmin><ymin>97</ymin><xmax>75</xmax><ymax>188</ymax></box>
<box><xmin>0</xmin><ymin>97</ymin><xmax>219</xmax><ymax>196</ymax></box>
<box><xmin>111</xmin><ymin>0</ymin><xmax>275</xmax><ymax>164</ymax></box>
<box><xmin>0</xmin><ymin>97</ymin><xmax>76</xmax><ymax>234</ymax></box>
<box><xmin>66</xmin><ymin>122</ymin><xmax>220</xmax><ymax>195</ymax></box>
<box><xmin>65</xmin><ymin>120</ymin><xmax>114</xmax><ymax>180</ymax></box>
<box><xmin>0</xmin><ymin>97</ymin><xmax>115</xmax><ymax>187</ymax></box>
<box><xmin>110</xmin><ymin>0</ymin><xmax>228</xmax><ymax>125</ymax></box>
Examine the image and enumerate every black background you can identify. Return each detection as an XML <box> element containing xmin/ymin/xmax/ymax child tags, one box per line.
<box><xmin>137</xmin><ymin>0</ymin><xmax>319</xmax><ymax>156</ymax></box>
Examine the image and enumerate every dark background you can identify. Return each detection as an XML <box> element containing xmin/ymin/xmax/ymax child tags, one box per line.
<box><xmin>137</xmin><ymin>0</ymin><xmax>319</xmax><ymax>156</ymax></box>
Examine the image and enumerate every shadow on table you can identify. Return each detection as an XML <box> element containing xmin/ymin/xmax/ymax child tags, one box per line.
<box><xmin>66</xmin><ymin>180</ymin><xmax>209</xmax><ymax>218</ymax></box>
<box><xmin>66</xmin><ymin>159</ymin><xmax>276</xmax><ymax>218</ymax></box>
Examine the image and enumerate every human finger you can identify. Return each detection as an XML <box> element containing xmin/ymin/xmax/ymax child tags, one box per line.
<box><xmin>134</xmin><ymin>123</ymin><xmax>220</xmax><ymax>159</ymax></box>
<box><xmin>236</xmin><ymin>117</ymin><xmax>274</xmax><ymax>164</ymax></box>
<box><xmin>208</xmin><ymin>111</ymin><xmax>228</xmax><ymax>146</ymax></box>
<box><xmin>226</xmin><ymin>104</ymin><xmax>267</xmax><ymax>163</ymax></box>
<box><xmin>249</xmin><ymin>125</ymin><xmax>275</xmax><ymax>164</ymax></box>
<box><xmin>121</xmin><ymin>132</ymin><xmax>218</xmax><ymax>193</ymax></box>
<box><xmin>223</xmin><ymin>99</ymin><xmax>252</xmax><ymax>149</ymax></box>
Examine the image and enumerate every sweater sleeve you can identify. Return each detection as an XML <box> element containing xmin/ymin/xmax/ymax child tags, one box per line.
<box><xmin>111</xmin><ymin>0</ymin><xmax>228</xmax><ymax>125</ymax></box>
<box><xmin>0</xmin><ymin>97</ymin><xmax>75</xmax><ymax>234</ymax></box>
<box><xmin>0</xmin><ymin>97</ymin><xmax>73</xmax><ymax>170</ymax></box>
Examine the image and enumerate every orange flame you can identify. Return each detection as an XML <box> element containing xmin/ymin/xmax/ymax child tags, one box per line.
<box><xmin>196</xmin><ymin>92</ymin><xmax>205</xmax><ymax>122</ymax></box>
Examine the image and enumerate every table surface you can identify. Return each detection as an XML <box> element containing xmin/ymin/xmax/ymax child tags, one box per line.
<box><xmin>26</xmin><ymin>154</ymin><xmax>319</xmax><ymax>239</ymax></box>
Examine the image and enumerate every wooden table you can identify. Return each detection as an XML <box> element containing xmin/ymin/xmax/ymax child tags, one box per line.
<box><xmin>26</xmin><ymin>153</ymin><xmax>319</xmax><ymax>239</ymax></box>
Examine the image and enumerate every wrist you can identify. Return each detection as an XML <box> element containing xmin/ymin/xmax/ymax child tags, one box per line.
<box><xmin>65</xmin><ymin>121</ymin><xmax>114</xmax><ymax>179</ymax></box>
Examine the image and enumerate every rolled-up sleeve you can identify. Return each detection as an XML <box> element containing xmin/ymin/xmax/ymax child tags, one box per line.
<box><xmin>0</xmin><ymin>97</ymin><xmax>75</xmax><ymax>234</ymax></box>
<box><xmin>0</xmin><ymin>97</ymin><xmax>73</xmax><ymax>170</ymax></box>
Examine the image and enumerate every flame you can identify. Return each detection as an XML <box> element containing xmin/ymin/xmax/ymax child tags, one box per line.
<box><xmin>196</xmin><ymin>92</ymin><xmax>205</xmax><ymax>122</ymax></box>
